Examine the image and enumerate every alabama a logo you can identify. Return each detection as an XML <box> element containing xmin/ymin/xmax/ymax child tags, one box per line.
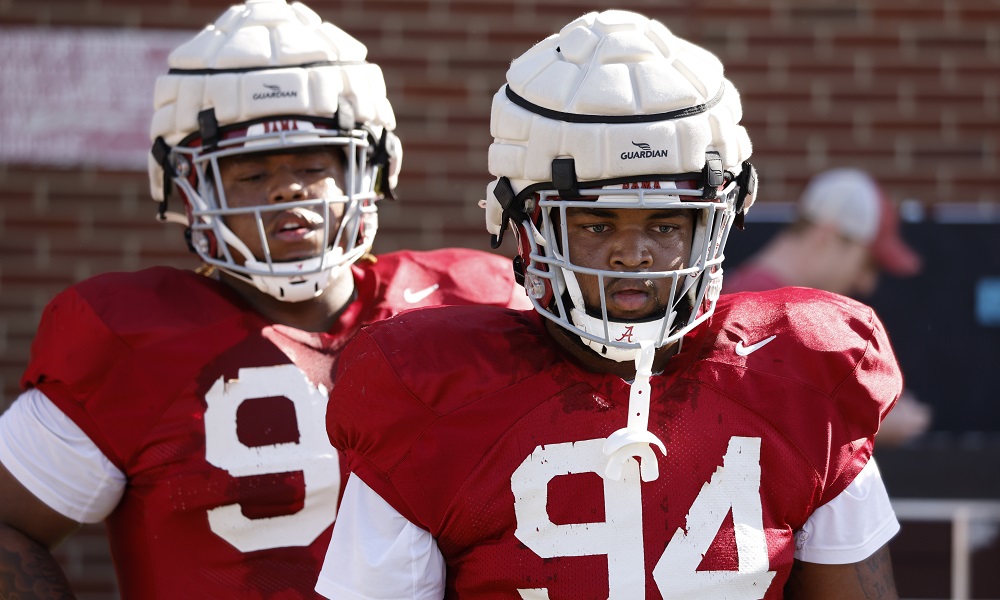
<box><xmin>615</xmin><ymin>325</ymin><xmax>636</xmax><ymax>343</ymax></box>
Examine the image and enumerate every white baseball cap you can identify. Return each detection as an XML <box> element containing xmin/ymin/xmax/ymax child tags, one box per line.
<box><xmin>799</xmin><ymin>168</ymin><xmax>922</xmax><ymax>276</ymax></box>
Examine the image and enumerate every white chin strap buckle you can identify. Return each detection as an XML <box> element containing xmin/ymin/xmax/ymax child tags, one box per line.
<box><xmin>603</xmin><ymin>340</ymin><xmax>667</xmax><ymax>482</ymax></box>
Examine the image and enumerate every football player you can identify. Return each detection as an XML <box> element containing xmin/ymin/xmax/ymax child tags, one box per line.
<box><xmin>0</xmin><ymin>1</ymin><xmax>527</xmax><ymax>598</ymax></box>
<box><xmin>319</xmin><ymin>10</ymin><xmax>901</xmax><ymax>599</ymax></box>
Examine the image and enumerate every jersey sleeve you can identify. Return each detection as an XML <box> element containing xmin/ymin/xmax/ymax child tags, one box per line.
<box><xmin>377</xmin><ymin>249</ymin><xmax>532</xmax><ymax>311</ymax></box>
<box><xmin>20</xmin><ymin>285</ymin><xmax>179</xmax><ymax>471</ymax></box>
<box><xmin>821</xmin><ymin>304</ymin><xmax>902</xmax><ymax>506</ymax></box>
<box><xmin>426</xmin><ymin>248</ymin><xmax>530</xmax><ymax>309</ymax></box>
<box><xmin>325</xmin><ymin>326</ymin><xmax>436</xmax><ymax>527</ymax></box>
<box><xmin>710</xmin><ymin>290</ymin><xmax>903</xmax><ymax>514</ymax></box>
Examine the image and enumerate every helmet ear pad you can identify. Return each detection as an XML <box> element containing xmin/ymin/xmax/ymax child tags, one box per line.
<box><xmin>184</xmin><ymin>226</ymin><xmax>219</xmax><ymax>259</ymax></box>
<box><xmin>158</xmin><ymin>142</ymin><xmax>223</xmax><ymax>259</ymax></box>
<box><xmin>512</xmin><ymin>198</ymin><xmax>556</xmax><ymax>309</ymax></box>
<box><xmin>178</xmin><ymin>189</ymin><xmax>219</xmax><ymax>259</ymax></box>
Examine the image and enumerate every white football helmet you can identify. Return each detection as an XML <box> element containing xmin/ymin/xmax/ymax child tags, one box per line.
<box><xmin>149</xmin><ymin>0</ymin><xmax>402</xmax><ymax>302</ymax></box>
<box><xmin>484</xmin><ymin>9</ymin><xmax>759</xmax><ymax>482</ymax></box>
<box><xmin>484</xmin><ymin>10</ymin><xmax>757</xmax><ymax>363</ymax></box>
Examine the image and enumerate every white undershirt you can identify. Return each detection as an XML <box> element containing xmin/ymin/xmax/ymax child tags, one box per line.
<box><xmin>0</xmin><ymin>389</ymin><xmax>125</xmax><ymax>523</ymax></box>
<box><xmin>316</xmin><ymin>476</ymin><xmax>447</xmax><ymax>600</ymax></box>
<box><xmin>317</xmin><ymin>461</ymin><xmax>898</xmax><ymax>599</ymax></box>
<box><xmin>792</xmin><ymin>457</ymin><xmax>900</xmax><ymax>563</ymax></box>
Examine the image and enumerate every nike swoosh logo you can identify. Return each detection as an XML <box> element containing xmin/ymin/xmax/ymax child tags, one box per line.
<box><xmin>735</xmin><ymin>335</ymin><xmax>777</xmax><ymax>356</ymax></box>
<box><xmin>402</xmin><ymin>283</ymin><xmax>440</xmax><ymax>304</ymax></box>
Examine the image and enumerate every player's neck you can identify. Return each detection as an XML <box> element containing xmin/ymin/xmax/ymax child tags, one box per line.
<box><xmin>219</xmin><ymin>269</ymin><xmax>357</xmax><ymax>333</ymax></box>
<box><xmin>544</xmin><ymin>319</ymin><xmax>678</xmax><ymax>380</ymax></box>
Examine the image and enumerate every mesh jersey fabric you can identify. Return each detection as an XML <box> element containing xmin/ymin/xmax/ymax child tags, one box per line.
<box><xmin>327</xmin><ymin>287</ymin><xmax>901</xmax><ymax>598</ymax></box>
<box><xmin>17</xmin><ymin>248</ymin><xmax>527</xmax><ymax>600</ymax></box>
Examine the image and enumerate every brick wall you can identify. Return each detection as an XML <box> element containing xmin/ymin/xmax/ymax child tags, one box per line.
<box><xmin>1</xmin><ymin>1</ymin><xmax>998</xmax><ymax>598</ymax></box>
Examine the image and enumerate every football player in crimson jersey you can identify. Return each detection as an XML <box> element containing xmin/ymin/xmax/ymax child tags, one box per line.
<box><xmin>0</xmin><ymin>1</ymin><xmax>528</xmax><ymax>598</ymax></box>
<box><xmin>318</xmin><ymin>10</ymin><xmax>902</xmax><ymax>599</ymax></box>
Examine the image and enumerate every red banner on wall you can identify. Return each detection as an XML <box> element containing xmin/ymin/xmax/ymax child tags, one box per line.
<box><xmin>0</xmin><ymin>27</ymin><xmax>191</xmax><ymax>170</ymax></box>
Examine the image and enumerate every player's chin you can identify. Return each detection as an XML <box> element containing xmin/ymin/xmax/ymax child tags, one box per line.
<box><xmin>266</xmin><ymin>241</ymin><xmax>327</xmax><ymax>263</ymax></box>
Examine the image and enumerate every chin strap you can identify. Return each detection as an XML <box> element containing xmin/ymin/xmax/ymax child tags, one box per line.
<box><xmin>602</xmin><ymin>340</ymin><xmax>667</xmax><ymax>482</ymax></box>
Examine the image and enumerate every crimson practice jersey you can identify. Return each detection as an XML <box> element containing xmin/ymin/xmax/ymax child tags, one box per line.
<box><xmin>21</xmin><ymin>248</ymin><xmax>526</xmax><ymax>600</ymax></box>
<box><xmin>328</xmin><ymin>287</ymin><xmax>901</xmax><ymax>598</ymax></box>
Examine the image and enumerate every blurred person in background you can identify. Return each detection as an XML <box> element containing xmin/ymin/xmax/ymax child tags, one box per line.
<box><xmin>723</xmin><ymin>168</ymin><xmax>932</xmax><ymax>447</ymax></box>
<box><xmin>0</xmin><ymin>0</ymin><xmax>527</xmax><ymax>598</ymax></box>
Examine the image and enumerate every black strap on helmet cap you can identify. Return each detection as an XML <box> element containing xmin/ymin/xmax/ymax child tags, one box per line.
<box><xmin>151</xmin><ymin>136</ymin><xmax>174</xmax><ymax>217</ymax></box>
<box><xmin>551</xmin><ymin>158</ymin><xmax>582</xmax><ymax>199</ymax></box>
<box><xmin>370</xmin><ymin>128</ymin><xmax>390</xmax><ymax>166</ymax></box>
<box><xmin>151</xmin><ymin>136</ymin><xmax>172</xmax><ymax>170</ymax></box>
<box><xmin>701</xmin><ymin>151</ymin><xmax>724</xmax><ymax>200</ymax></box>
<box><xmin>490</xmin><ymin>176</ymin><xmax>521</xmax><ymax>249</ymax></box>
<box><xmin>198</xmin><ymin>108</ymin><xmax>220</xmax><ymax>148</ymax></box>
<box><xmin>372</xmin><ymin>129</ymin><xmax>397</xmax><ymax>201</ymax></box>
<box><xmin>734</xmin><ymin>161</ymin><xmax>758</xmax><ymax>230</ymax></box>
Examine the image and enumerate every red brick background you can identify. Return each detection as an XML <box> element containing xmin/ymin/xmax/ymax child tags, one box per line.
<box><xmin>2</xmin><ymin>1</ymin><xmax>998</xmax><ymax>598</ymax></box>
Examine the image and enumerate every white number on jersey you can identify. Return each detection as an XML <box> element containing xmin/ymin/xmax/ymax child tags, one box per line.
<box><xmin>203</xmin><ymin>364</ymin><xmax>339</xmax><ymax>552</ymax></box>
<box><xmin>511</xmin><ymin>436</ymin><xmax>775</xmax><ymax>599</ymax></box>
